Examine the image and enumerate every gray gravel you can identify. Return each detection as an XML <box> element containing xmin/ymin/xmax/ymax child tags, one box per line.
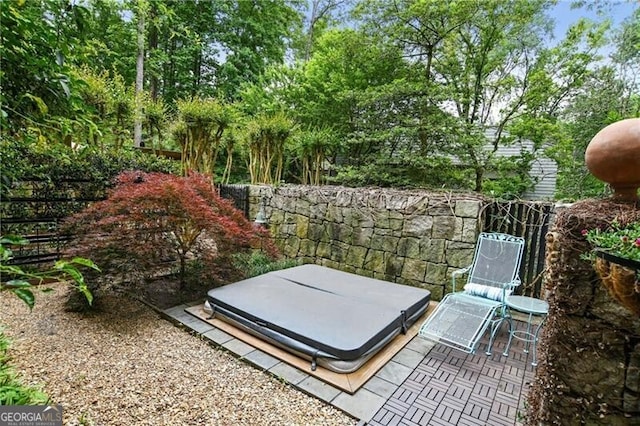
<box><xmin>0</xmin><ymin>283</ymin><xmax>357</xmax><ymax>425</ymax></box>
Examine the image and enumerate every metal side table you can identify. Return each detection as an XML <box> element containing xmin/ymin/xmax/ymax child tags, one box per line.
<box><xmin>502</xmin><ymin>295</ymin><xmax>549</xmax><ymax>366</ymax></box>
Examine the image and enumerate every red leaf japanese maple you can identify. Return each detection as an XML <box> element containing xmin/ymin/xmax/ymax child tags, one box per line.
<box><xmin>63</xmin><ymin>171</ymin><xmax>279</xmax><ymax>294</ymax></box>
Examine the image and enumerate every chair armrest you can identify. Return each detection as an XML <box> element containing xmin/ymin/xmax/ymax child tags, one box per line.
<box><xmin>451</xmin><ymin>266</ymin><xmax>471</xmax><ymax>293</ymax></box>
<box><xmin>502</xmin><ymin>277</ymin><xmax>521</xmax><ymax>290</ymax></box>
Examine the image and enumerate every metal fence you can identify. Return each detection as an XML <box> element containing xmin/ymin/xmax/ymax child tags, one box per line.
<box><xmin>218</xmin><ymin>184</ymin><xmax>250</xmax><ymax>219</ymax></box>
<box><xmin>0</xmin><ymin>179</ymin><xmax>104</xmax><ymax>266</ymax></box>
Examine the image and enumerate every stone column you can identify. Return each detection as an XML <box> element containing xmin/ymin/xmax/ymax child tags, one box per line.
<box><xmin>526</xmin><ymin>199</ymin><xmax>640</xmax><ymax>424</ymax></box>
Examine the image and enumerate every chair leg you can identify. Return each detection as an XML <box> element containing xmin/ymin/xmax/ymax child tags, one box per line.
<box><xmin>502</xmin><ymin>313</ymin><xmax>514</xmax><ymax>357</ymax></box>
<box><xmin>486</xmin><ymin>316</ymin><xmax>505</xmax><ymax>356</ymax></box>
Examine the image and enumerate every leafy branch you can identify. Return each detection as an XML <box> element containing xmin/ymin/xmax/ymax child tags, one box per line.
<box><xmin>0</xmin><ymin>235</ymin><xmax>99</xmax><ymax>310</ymax></box>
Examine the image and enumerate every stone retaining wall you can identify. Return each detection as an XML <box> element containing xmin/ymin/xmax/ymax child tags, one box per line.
<box><xmin>248</xmin><ymin>185</ymin><xmax>487</xmax><ymax>300</ymax></box>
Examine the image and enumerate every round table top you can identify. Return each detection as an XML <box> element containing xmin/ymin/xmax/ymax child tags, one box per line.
<box><xmin>506</xmin><ymin>295</ymin><xmax>549</xmax><ymax>315</ymax></box>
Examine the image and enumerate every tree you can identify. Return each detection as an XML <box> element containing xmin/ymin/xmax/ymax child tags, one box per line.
<box><xmin>292</xmin><ymin>127</ymin><xmax>339</xmax><ymax>185</ymax></box>
<box><xmin>134</xmin><ymin>0</ymin><xmax>147</xmax><ymax>147</ymax></box>
<box><xmin>172</xmin><ymin>98</ymin><xmax>236</xmax><ymax>178</ymax></box>
<box><xmin>62</xmin><ymin>171</ymin><xmax>278</xmax><ymax>306</ymax></box>
<box><xmin>0</xmin><ymin>0</ymin><xmax>78</xmax><ymax>132</ymax></box>
<box><xmin>344</xmin><ymin>0</ymin><xmax>610</xmax><ymax>195</ymax></box>
<box><xmin>553</xmin><ymin>8</ymin><xmax>640</xmax><ymax>200</ymax></box>
<box><xmin>245</xmin><ymin>113</ymin><xmax>295</xmax><ymax>184</ymax></box>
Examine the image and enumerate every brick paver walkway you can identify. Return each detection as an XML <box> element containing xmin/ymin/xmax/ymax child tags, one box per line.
<box><xmin>368</xmin><ymin>324</ymin><xmax>536</xmax><ymax>426</ymax></box>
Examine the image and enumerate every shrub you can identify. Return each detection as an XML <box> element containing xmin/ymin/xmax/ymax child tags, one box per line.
<box><xmin>0</xmin><ymin>329</ymin><xmax>49</xmax><ymax>405</ymax></box>
<box><xmin>232</xmin><ymin>251</ymin><xmax>299</xmax><ymax>278</ymax></box>
<box><xmin>62</xmin><ymin>171</ymin><xmax>279</xmax><ymax>308</ymax></box>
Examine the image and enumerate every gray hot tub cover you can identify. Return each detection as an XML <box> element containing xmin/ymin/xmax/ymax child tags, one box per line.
<box><xmin>206</xmin><ymin>264</ymin><xmax>430</xmax><ymax>373</ymax></box>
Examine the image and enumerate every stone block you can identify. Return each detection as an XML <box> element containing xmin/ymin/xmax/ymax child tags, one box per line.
<box><xmin>364</xmin><ymin>249</ymin><xmax>385</xmax><ymax>274</ymax></box>
<box><xmin>316</xmin><ymin>241</ymin><xmax>332</xmax><ymax>258</ymax></box>
<box><xmin>421</xmin><ymin>238</ymin><xmax>446</xmax><ymax>262</ymax></box>
<box><xmin>295</xmin><ymin>197</ymin><xmax>311</xmax><ymax>214</ymax></box>
<box><xmin>385</xmin><ymin>254</ymin><xmax>404</xmax><ymax>278</ymax></box>
<box><xmin>454</xmin><ymin>199</ymin><xmax>482</xmax><ymax>218</ymax></box>
<box><xmin>427</xmin><ymin>201</ymin><xmax>454</xmax><ymax>216</ymax></box>
<box><xmin>445</xmin><ymin>241</ymin><xmax>475</xmax><ymax>268</ymax></box>
<box><xmin>424</xmin><ymin>283</ymin><xmax>444</xmax><ymax>301</ymax></box>
<box><xmin>283</xmin><ymin>236</ymin><xmax>300</xmax><ymax>257</ymax></box>
<box><xmin>386</xmin><ymin>194</ymin><xmax>408</xmax><ymax>210</ymax></box>
<box><xmin>282</xmin><ymin>196</ymin><xmax>298</xmax><ymax>214</ymax></box>
<box><xmin>342</xmin><ymin>264</ymin><xmax>356</xmax><ymax>274</ymax></box>
<box><xmin>326</xmin><ymin>205</ymin><xmax>343</xmax><ymax>222</ymax></box>
<box><xmin>462</xmin><ymin>218</ymin><xmax>479</xmax><ymax>242</ymax></box>
<box><xmin>373</xmin><ymin>210</ymin><xmax>390</xmax><ymax>228</ymax></box>
<box><xmin>309</xmin><ymin>202</ymin><xmax>327</xmax><ymax>219</ymax></box>
<box><xmin>298</xmin><ymin>239</ymin><xmax>317</xmax><ymax>257</ymax></box>
<box><xmin>389</xmin><ymin>211</ymin><xmax>404</xmax><ymax>221</ymax></box>
<box><xmin>353</xmin><ymin>227</ymin><xmax>373</xmax><ymax>247</ymax></box>
<box><xmin>345</xmin><ymin>246</ymin><xmax>368</xmax><ymax>268</ymax></box>
<box><xmin>424</xmin><ymin>262</ymin><xmax>447</xmax><ymax>285</ymax></box>
<box><xmin>307</xmin><ymin>222</ymin><xmax>326</xmax><ymax>241</ymax></box>
<box><xmin>432</xmin><ymin>216</ymin><xmax>455</xmax><ymax>239</ymax></box>
<box><xmin>398</xmin><ymin>237</ymin><xmax>420</xmax><ymax>259</ymax></box>
<box><xmin>401</xmin><ymin>258</ymin><xmax>426</xmax><ymax>281</ymax></box>
<box><xmin>330</xmin><ymin>242</ymin><xmax>349</xmax><ymax>263</ymax></box>
<box><xmin>389</xmin><ymin>217</ymin><xmax>404</xmax><ymax>232</ymax></box>
<box><xmin>371</xmin><ymin>234</ymin><xmax>399</xmax><ymax>252</ymax></box>
<box><xmin>404</xmin><ymin>195</ymin><xmax>429</xmax><ymax>214</ymax></box>
<box><xmin>403</xmin><ymin>215</ymin><xmax>433</xmax><ymax>237</ymax></box>
<box><xmin>269</xmin><ymin>210</ymin><xmax>285</xmax><ymax>226</ymax></box>
<box><xmin>321</xmin><ymin>259</ymin><xmax>341</xmax><ymax>270</ymax></box>
<box><xmin>295</xmin><ymin>214</ymin><xmax>309</xmax><ymax>239</ymax></box>
<box><xmin>335</xmin><ymin>190</ymin><xmax>353</xmax><ymax>207</ymax></box>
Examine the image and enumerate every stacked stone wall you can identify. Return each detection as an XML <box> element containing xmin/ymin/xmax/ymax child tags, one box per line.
<box><xmin>249</xmin><ymin>185</ymin><xmax>486</xmax><ymax>300</ymax></box>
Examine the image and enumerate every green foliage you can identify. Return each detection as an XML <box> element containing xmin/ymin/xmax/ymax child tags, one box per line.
<box><xmin>331</xmin><ymin>155</ymin><xmax>468</xmax><ymax>189</ymax></box>
<box><xmin>583</xmin><ymin>222</ymin><xmax>640</xmax><ymax>262</ymax></box>
<box><xmin>0</xmin><ymin>235</ymin><xmax>99</xmax><ymax>310</ymax></box>
<box><xmin>232</xmin><ymin>251</ymin><xmax>299</xmax><ymax>279</ymax></box>
<box><xmin>72</xmin><ymin>66</ymin><xmax>135</xmax><ymax>149</ymax></box>
<box><xmin>0</xmin><ymin>329</ymin><xmax>49</xmax><ymax>405</ymax></box>
<box><xmin>175</xmin><ymin>98</ymin><xmax>236</xmax><ymax>178</ymax></box>
<box><xmin>291</xmin><ymin>127</ymin><xmax>339</xmax><ymax>185</ymax></box>
<box><xmin>1</xmin><ymin>0</ymin><xmax>636</xmax><ymax>199</ymax></box>
<box><xmin>482</xmin><ymin>154</ymin><xmax>536</xmax><ymax>200</ymax></box>
<box><xmin>0</xmin><ymin>135</ymin><xmax>179</xmax><ymax>193</ymax></box>
<box><xmin>0</xmin><ymin>0</ymin><xmax>77</xmax><ymax>132</ymax></box>
<box><xmin>216</xmin><ymin>0</ymin><xmax>302</xmax><ymax>100</ymax></box>
<box><xmin>245</xmin><ymin>113</ymin><xmax>295</xmax><ymax>184</ymax></box>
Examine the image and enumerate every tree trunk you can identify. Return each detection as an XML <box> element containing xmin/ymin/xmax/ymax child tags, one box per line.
<box><xmin>148</xmin><ymin>2</ymin><xmax>158</xmax><ymax>101</ymax></box>
<box><xmin>134</xmin><ymin>0</ymin><xmax>146</xmax><ymax>148</ymax></box>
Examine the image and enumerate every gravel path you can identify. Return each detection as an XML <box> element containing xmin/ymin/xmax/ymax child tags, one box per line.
<box><xmin>0</xmin><ymin>284</ymin><xmax>356</xmax><ymax>425</ymax></box>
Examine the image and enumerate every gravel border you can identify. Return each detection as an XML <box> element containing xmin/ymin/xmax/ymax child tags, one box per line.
<box><xmin>0</xmin><ymin>283</ymin><xmax>356</xmax><ymax>425</ymax></box>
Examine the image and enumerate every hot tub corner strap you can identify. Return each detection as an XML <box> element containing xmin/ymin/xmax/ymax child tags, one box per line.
<box><xmin>311</xmin><ymin>350</ymin><xmax>319</xmax><ymax>371</ymax></box>
<box><xmin>401</xmin><ymin>310</ymin><xmax>407</xmax><ymax>334</ymax></box>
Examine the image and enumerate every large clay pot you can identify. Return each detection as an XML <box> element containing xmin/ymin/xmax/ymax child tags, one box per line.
<box><xmin>585</xmin><ymin>118</ymin><xmax>640</xmax><ymax>201</ymax></box>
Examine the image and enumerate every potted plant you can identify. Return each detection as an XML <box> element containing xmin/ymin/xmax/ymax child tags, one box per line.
<box><xmin>583</xmin><ymin>222</ymin><xmax>640</xmax><ymax>316</ymax></box>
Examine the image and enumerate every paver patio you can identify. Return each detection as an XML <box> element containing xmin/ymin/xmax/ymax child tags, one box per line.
<box><xmin>164</xmin><ymin>303</ymin><xmax>536</xmax><ymax>425</ymax></box>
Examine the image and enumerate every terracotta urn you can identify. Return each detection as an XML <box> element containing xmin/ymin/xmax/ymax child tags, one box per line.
<box><xmin>585</xmin><ymin>118</ymin><xmax>640</xmax><ymax>201</ymax></box>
